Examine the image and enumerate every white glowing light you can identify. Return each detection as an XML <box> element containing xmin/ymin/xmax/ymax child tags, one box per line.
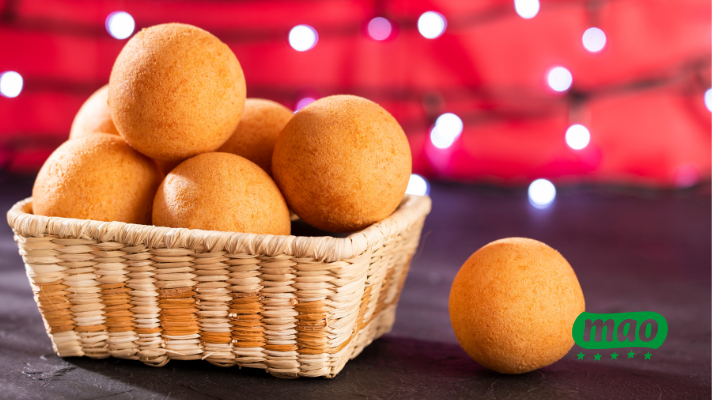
<box><xmin>565</xmin><ymin>124</ymin><xmax>591</xmax><ymax>150</ymax></box>
<box><xmin>0</xmin><ymin>71</ymin><xmax>23</xmax><ymax>98</ymax></box>
<box><xmin>430</xmin><ymin>113</ymin><xmax>463</xmax><ymax>149</ymax></box>
<box><xmin>435</xmin><ymin>113</ymin><xmax>464</xmax><ymax>135</ymax></box>
<box><xmin>528</xmin><ymin>179</ymin><xmax>556</xmax><ymax>208</ymax></box>
<box><xmin>547</xmin><ymin>67</ymin><xmax>573</xmax><ymax>92</ymax></box>
<box><xmin>406</xmin><ymin>174</ymin><xmax>430</xmax><ymax>196</ymax></box>
<box><xmin>430</xmin><ymin>127</ymin><xmax>455</xmax><ymax>149</ymax></box>
<box><xmin>514</xmin><ymin>0</ymin><xmax>540</xmax><ymax>19</ymax></box>
<box><xmin>289</xmin><ymin>25</ymin><xmax>318</xmax><ymax>52</ymax></box>
<box><xmin>582</xmin><ymin>27</ymin><xmax>606</xmax><ymax>52</ymax></box>
<box><xmin>418</xmin><ymin>11</ymin><xmax>446</xmax><ymax>39</ymax></box>
<box><xmin>368</xmin><ymin>17</ymin><xmax>392</xmax><ymax>41</ymax></box>
<box><xmin>705</xmin><ymin>88</ymin><xmax>712</xmax><ymax>112</ymax></box>
<box><xmin>295</xmin><ymin>97</ymin><xmax>316</xmax><ymax>112</ymax></box>
<box><xmin>105</xmin><ymin>11</ymin><xmax>135</xmax><ymax>40</ymax></box>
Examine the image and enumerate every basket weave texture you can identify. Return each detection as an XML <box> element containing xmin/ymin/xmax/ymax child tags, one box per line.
<box><xmin>7</xmin><ymin>195</ymin><xmax>430</xmax><ymax>378</ymax></box>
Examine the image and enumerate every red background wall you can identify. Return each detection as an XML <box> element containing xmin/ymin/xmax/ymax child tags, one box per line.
<box><xmin>0</xmin><ymin>0</ymin><xmax>709</xmax><ymax>186</ymax></box>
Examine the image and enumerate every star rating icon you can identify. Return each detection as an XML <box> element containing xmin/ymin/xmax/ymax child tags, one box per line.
<box><xmin>576</xmin><ymin>350</ymin><xmax>652</xmax><ymax>361</ymax></box>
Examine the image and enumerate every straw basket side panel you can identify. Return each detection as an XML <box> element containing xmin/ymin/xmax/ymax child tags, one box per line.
<box><xmin>159</xmin><ymin>248</ymin><xmax>239</xmax><ymax>365</ymax></box>
<box><xmin>346</xmin><ymin>215</ymin><xmax>426</xmax><ymax>361</ymax></box>
<box><xmin>292</xmin><ymin>254</ymin><xmax>347</xmax><ymax>378</ymax></box>
<box><xmin>123</xmin><ymin>244</ymin><xmax>167</xmax><ymax>366</ymax></box>
<box><xmin>359</xmin><ymin>236</ymin><xmax>396</xmax><ymax>331</ymax></box>
<box><xmin>45</xmin><ymin>237</ymin><xmax>115</xmax><ymax>359</ymax></box>
<box><xmin>342</xmin><ymin>233</ymin><xmax>402</xmax><ymax>365</ymax></box>
<box><xmin>93</xmin><ymin>241</ymin><xmax>140</xmax><ymax>361</ymax></box>
<box><xmin>258</xmin><ymin>254</ymin><xmax>301</xmax><ymax>378</ymax></box>
<box><xmin>150</xmin><ymin>248</ymin><xmax>202</xmax><ymax>362</ymax></box>
<box><xmin>318</xmin><ymin>250</ymin><xmax>371</xmax><ymax>379</ymax></box>
<box><xmin>16</xmin><ymin>235</ymin><xmax>84</xmax><ymax>357</ymax></box>
<box><xmin>292</xmin><ymin>254</ymin><xmax>332</xmax><ymax>378</ymax></box>
<box><xmin>227</xmin><ymin>254</ymin><xmax>265</xmax><ymax>369</ymax></box>
<box><xmin>333</xmin><ymin>219</ymin><xmax>423</xmax><ymax>373</ymax></box>
<box><xmin>382</xmin><ymin>216</ymin><xmax>425</xmax><ymax>308</ymax></box>
<box><xmin>192</xmin><ymin>250</ymin><xmax>234</xmax><ymax>367</ymax></box>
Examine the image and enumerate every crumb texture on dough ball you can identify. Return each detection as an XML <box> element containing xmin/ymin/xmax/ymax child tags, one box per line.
<box><xmin>272</xmin><ymin>95</ymin><xmax>411</xmax><ymax>233</ymax></box>
<box><xmin>218</xmin><ymin>98</ymin><xmax>293</xmax><ymax>175</ymax></box>
<box><xmin>449</xmin><ymin>238</ymin><xmax>585</xmax><ymax>374</ymax></box>
<box><xmin>69</xmin><ymin>84</ymin><xmax>119</xmax><ymax>139</ymax></box>
<box><xmin>153</xmin><ymin>152</ymin><xmax>291</xmax><ymax>235</ymax></box>
<box><xmin>33</xmin><ymin>134</ymin><xmax>164</xmax><ymax>225</ymax></box>
<box><xmin>109</xmin><ymin>23</ymin><xmax>246</xmax><ymax>162</ymax></box>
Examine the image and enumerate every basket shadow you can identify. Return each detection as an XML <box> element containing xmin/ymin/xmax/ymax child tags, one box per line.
<box><xmin>55</xmin><ymin>336</ymin><xmax>483</xmax><ymax>399</ymax></box>
<box><xmin>55</xmin><ymin>335</ymin><xmax>709</xmax><ymax>399</ymax></box>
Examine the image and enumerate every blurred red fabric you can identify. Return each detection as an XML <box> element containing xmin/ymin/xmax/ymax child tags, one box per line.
<box><xmin>0</xmin><ymin>0</ymin><xmax>709</xmax><ymax>186</ymax></box>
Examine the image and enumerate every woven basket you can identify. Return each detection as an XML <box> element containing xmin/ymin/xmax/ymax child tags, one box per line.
<box><xmin>7</xmin><ymin>195</ymin><xmax>430</xmax><ymax>378</ymax></box>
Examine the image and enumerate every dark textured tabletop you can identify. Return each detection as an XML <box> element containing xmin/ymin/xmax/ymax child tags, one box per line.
<box><xmin>1</xmin><ymin>175</ymin><xmax>709</xmax><ymax>400</ymax></box>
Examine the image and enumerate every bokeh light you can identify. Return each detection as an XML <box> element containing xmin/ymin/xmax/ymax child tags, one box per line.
<box><xmin>294</xmin><ymin>97</ymin><xmax>316</xmax><ymax>112</ymax></box>
<box><xmin>582</xmin><ymin>27</ymin><xmax>606</xmax><ymax>52</ymax></box>
<box><xmin>435</xmin><ymin>113</ymin><xmax>463</xmax><ymax>135</ymax></box>
<box><xmin>368</xmin><ymin>17</ymin><xmax>392</xmax><ymax>41</ymax></box>
<box><xmin>565</xmin><ymin>124</ymin><xmax>591</xmax><ymax>150</ymax></box>
<box><xmin>0</xmin><ymin>71</ymin><xmax>23</xmax><ymax>98</ymax></box>
<box><xmin>418</xmin><ymin>11</ymin><xmax>446</xmax><ymax>39</ymax></box>
<box><xmin>430</xmin><ymin>113</ymin><xmax>463</xmax><ymax>149</ymax></box>
<box><xmin>406</xmin><ymin>174</ymin><xmax>430</xmax><ymax>196</ymax></box>
<box><xmin>672</xmin><ymin>164</ymin><xmax>700</xmax><ymax>188</ymax></box>
<box><xmin>105</xmin><ymin>11</ymin><xmax>135</xmax><ymax>40</ymax></box>
<box><xmin>547</xmin><ymin>67</ymin><xmax>573</xmax><ymax>92</ymax></box>
<box><xmin>705</xmin><ymin>88</ymin><xmax>712</xmax><ymax>112</ymax></box>
<box><xmin>528</xmin><ymin>179</ymin><xmax>556</xmax><ymax>208</ymax></box>
<box><xmin>514</xmin><ymin>0</ymin><xmax>540</xmax><ymax>19</ymax></box>
<box><xmin>289</xmin><ymin>25</ymin><xmax>318</xmax><ymax>51</ymax></box>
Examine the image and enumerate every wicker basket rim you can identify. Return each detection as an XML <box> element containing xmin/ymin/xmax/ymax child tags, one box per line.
<box><xmin>7</xmin><ymin>195</ymin><xmax>431</xmax><ymax>262</ymax></box>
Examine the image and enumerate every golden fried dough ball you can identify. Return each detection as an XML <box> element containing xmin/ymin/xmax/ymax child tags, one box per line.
<box><xmin>153</xmin><ymin>152</ymin><xmax>290</xmax><ymax>235</ymax></box>
<box><xmin>449</xmin><ymin>238</ymin><xmax>585</xmax><ymax>374</ymax></box>
<box><xmin>272</xmin><ymin>95</ymin><xmax>411</xmax><ymax>232</ymax></box>
<box><xmin>109</xmin><ymin>23</ymin><xmax>246</xmax><ymax>161</ymax></box>
<box><xmin>218</xmin><ymin>98</ymin><xmax>293</xmax><ymax>175</ymax></box>
<box><xmin>33</xmin><ymin>134</ymin><xmax>163</xmax><ymax>224</ymax></box>
<box><xmin>69</xmin><ymin>85</ymin><xmax>119</xmax><ymax>139</ymax></box>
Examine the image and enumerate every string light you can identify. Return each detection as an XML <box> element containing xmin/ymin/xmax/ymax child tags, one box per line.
<box><xmin>565</xmin><ymin>124</ymin><xmax>591</xmax><ymax>150</ymax></box>
<box><xmin>406</xmin><ymin>174</ymin><xmax>430</xmax><ymax>196</ymax></box>
<box><xmin>289</xmin><ymin>25</ymin><xmax>318</xmax><ymax>51</ymax></box>
<box><xmin>105</xmin><ymin>11</ymin><xmax>135</xmax><ymax>40</ymax></box>
<box><xmin>0</xmin><ymin>71</ymin><xmax>23</xmax><ymax>98</ymax></box>
<box><xmin>528</xmin><ymin>179</ymin><xmax>556</xmax><ymax>208</ymax></box>
<box><xmin>294</xmin><ymin>97</ymin><xmax>316</xmax><ymax>112</ymax></box>
<box><xmin>6</xmin><ymin>2</ymin><xmax>703</xmax><ymax>191</ymax></box>
<box><xmin>418</xmin><ymin>12</ymin><xmax>446</xmax><ymax>39</ymax></box>
<box><xmin>582</xmin><ymin>27</ymin><xmax>606</xmax><ymax>52</ymax></box>
<box><xmin>430</xmin><ymin>113</ymin><xmax>463</xmax><ymax>149</ymax></box>
<box><xmin>368</xmin><ymin>17</ymin><xmax>392</xmax><ymax>41</ymax></box>
<box><xmin>547</xmin><ymin>67</ymin><xmax>573</xmax><ymax>92</ymax></box>
<box><xmin>514</xmin><ymin>0</ymin><xmax>540</xmax><ymax>19</ymax></box>
<box><xmin>705</xmin><ymin>88</ymin><xmax>712</xmax><ymax>112</ymax></box>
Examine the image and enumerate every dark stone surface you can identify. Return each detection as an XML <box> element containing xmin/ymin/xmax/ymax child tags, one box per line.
<box><xmin>1</xmin><ymin>174</ymin><xmax>710</xmax><ymax>399</ymax></box>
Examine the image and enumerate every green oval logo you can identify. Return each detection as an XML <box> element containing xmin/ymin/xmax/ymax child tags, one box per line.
<box><xmin>572</xmin><ymin>312</ymin><xmax>668</xmax><ymax>349</ymax></box>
